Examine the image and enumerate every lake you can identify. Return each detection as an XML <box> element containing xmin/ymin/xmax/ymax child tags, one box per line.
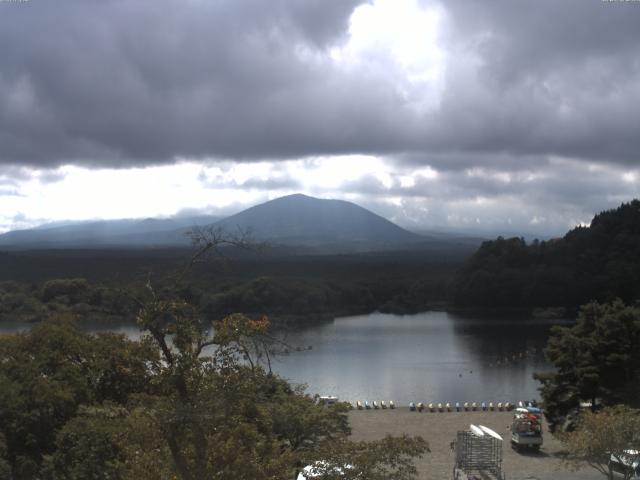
<box><xmin>269</xmin><ymin>311</ymin><xmax>558</xmax><ymax>406</ymax></box>
<box><xmin>0</xmin><ymin>311</ymin><xmax>560</xmax><ymax>406</ymax></box>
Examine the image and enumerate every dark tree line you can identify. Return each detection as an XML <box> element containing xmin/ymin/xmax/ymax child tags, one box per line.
<box><xmin>0</xmin><ymin>253</ymin><xmax>456</xmax><ymax>327</ymax></box>
<box><xmin>453</xmin><ymin>200</ymin><xmax>640</xmax><ymax>308</ymax></box>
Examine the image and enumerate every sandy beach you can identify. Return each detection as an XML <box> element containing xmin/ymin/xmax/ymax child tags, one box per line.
<box><xmin>349</xmin><ymin>409</ymin><xmax>602</xmax><ymax>480</ymax></box>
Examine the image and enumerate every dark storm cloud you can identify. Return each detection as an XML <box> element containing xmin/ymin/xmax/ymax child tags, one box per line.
<box><xmin>0</xmin><ymin>0</ymin><xmax>388</xmax><ymax>167</ymax></box>
<box><xmin>442</xmin><ymin>0</ymin><xmax>640</xmax><ymax>84</ymax></box>
<box><xmin>0</xmin><ymin>0</ymin><xmax>639</xmax><ymax>171</ymax></box>
<box><xmin>420</xmin><ymin>0</ymin><xmax>640</xmax><ymax>164</ymax></box>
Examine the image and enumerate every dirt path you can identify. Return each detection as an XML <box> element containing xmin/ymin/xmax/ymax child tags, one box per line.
<box><xmin>348</xmin><ymin>409</ymin><xmax>601</xmax><ymax>480</ymax></box>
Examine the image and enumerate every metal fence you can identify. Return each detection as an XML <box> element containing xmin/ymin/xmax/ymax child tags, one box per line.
<box><xmin>454</xmin><ymin>430</ymin><xmax>504</xmax><ymax>480</ymax></box>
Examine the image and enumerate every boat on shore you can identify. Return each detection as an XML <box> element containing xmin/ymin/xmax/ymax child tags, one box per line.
<box><xmin>479</xmin><ymin>425</ymin><xmax>503</xmax><ymax>441</ymax></box>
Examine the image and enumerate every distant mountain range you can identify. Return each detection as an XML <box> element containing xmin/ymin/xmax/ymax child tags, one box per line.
<box><xmin>0</xmin><ymin>194</ymin><xmax>482</xmax><ymax>254</ymax></box>
<box><xmin>0</xmin><ymin>216</ymin><xmax>221</xmax><ymax>249</ymax></box>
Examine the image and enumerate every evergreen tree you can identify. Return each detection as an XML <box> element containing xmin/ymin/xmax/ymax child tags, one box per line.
<box><xmin>536</xmin><ymin>300</ymin><xmax>640</xmax><ymax>431</ymax></box>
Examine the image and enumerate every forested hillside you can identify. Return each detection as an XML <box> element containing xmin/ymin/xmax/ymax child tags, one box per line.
<box><xmin>452</xmin><ymin>200</ymin><xmax>640</xmax><ymax>308</ymax></box>
<box><xmin>0</xmin><ymin>251</ymin><xmax>457</xmax><ymax>326</ymax></box>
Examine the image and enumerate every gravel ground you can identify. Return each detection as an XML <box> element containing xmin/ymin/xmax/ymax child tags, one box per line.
<box><xmin>348</xmin><ymin>409</ymin><xmax>603</xmax><ymax>480</ymax></box>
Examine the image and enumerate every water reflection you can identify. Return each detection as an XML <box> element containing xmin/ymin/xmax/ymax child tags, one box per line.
<box><xmin>0</xmin><ymin>312</ymin><xmax>565</xmax><ymax>406</ymax></box>
<box><xmin>271</xmin><ymin>312</ymin><xmax>563</xmax><ymax>405</ymax></box>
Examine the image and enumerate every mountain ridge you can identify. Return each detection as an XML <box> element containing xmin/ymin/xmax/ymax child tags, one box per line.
<box><xmin>0</xmin><ymin>194</ymin><xmax>484</xmax><ymax>255</ymax></box>
<box><xmin>0</xmin><ymin>194</ymin><xmax>423</xmax><ymax>251</ymax></box>
<box><xmin>211</xmin><ymin>193</ymin><xmax>421</xmax><ymax>246</ymax></box>
<box><xmin>0</xmin><ymin>216</ymin><xmax>221</xmax><ymax>249</ymax></box>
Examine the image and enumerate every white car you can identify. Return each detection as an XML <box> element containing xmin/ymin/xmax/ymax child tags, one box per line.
<box><xmin>609</xmin><ymin>450</ymin><xmax>640</xmax><ymax>479</ymax></box>
<box><xmin>296</xmin><ymin>461</ymin><xmax>353</xmax><ymax>479</ymax></box>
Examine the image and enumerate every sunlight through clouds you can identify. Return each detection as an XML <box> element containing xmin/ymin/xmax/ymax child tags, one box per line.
<box><xmin>1</xmin><ymin>154</ymin><xmax>639</xmax><ymax>237</ymax></box>
<box><xmin>1</xmin><ymin>164</ymin><xmax>261</xmax><ymax>228</ymax></box>
<box><xmin>330</xmin><ymin>0</ymin><xmax>445</xmax><ymax>111</ymax></box>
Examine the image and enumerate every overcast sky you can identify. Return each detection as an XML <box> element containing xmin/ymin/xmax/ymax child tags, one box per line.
<box><xmin>1</xmin><ymin>0</ymin><xmax>639</xmax><ymax>236</ymax></box>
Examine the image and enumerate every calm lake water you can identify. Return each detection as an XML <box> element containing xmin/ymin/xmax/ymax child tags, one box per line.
<box><xmin>0</xmin><ymin>311</ymin><xmax>561</xmax><ymax>406</ymax></box>
<box><xmin>270</xmin><ymin>311</ymin><xmax>558</xmax><ymax>406</ymax></box>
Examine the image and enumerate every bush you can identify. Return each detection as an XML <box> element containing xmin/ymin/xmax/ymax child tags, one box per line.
<box><xmin>42</xmin><ymin>278</ymin><xmax>90</xmax><ymax>304</ymax></box>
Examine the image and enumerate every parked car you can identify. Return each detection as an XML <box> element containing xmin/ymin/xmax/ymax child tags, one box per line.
<box><xmin>609</xmin><ymin>450</ymin><xmax>640</xmax><ymax>479</ymax></box>
<box><xmin>297</xmin><ymin>461</ymin><xmax>353</xmax><ymax>480</ymax></box>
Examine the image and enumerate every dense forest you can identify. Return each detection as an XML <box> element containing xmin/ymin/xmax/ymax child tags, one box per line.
<box><xmin>0</xmin><ymin>250</ymin><xmax>459</xmax><ymax>327</ymax></box>
<box><xmin>452</xmin><ymin>200</ymin><xmax>640</xmax><ymax>309</ymax></box>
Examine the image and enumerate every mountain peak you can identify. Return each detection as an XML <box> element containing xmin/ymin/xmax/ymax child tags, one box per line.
<box><xmin>213</xmin><ymin>194</ymin><xmax>420</xmax><ymax>247</ymax></box>
<box><xmin>268</xmin><ymin>193</ymin><xmax>320</xmax><ymax>203</ymax></box>
<box><xmin>279</xmin><ymin>193</ymin><xmax>312</xmax><ymax>199</ymax></box>
<box><xmin>0</xmin><ymin>194</ymin><xmax>421</xmax><ymax>252</ymax></box>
